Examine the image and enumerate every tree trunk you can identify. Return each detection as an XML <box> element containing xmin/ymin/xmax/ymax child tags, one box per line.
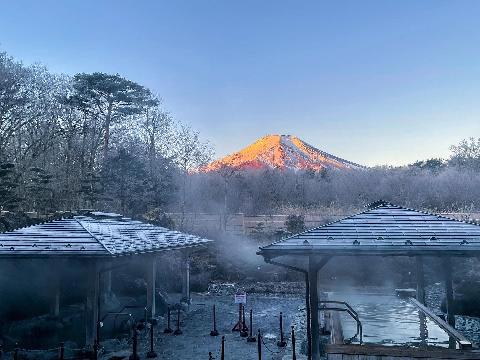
<box><xmin>103</xmin><ymin>100</ymin><xmax>113</xmax><ymax>161</ymax></box>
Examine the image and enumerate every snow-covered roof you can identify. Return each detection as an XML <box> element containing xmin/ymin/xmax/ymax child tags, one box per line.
<box><xmin>0</xmin><ymin>213</ymin><xmax>212</xmax><ymax>258</ymax></box>
<box><xmin>258</xmin><ymin>201</ymin><xmax>480</xmax><ymax>258</ymax></box>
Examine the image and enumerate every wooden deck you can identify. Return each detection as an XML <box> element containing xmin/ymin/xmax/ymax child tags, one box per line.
<box><xmin>326</xmin><ymin>344</ymin><xmax>480</xmax><ymax>360</ymax></box>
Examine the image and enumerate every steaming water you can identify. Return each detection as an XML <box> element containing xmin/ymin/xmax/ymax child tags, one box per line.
<box><xmin>328</xmin><ymin>292</ymin><xmax>452</xmax><ymax>348</ymax></box>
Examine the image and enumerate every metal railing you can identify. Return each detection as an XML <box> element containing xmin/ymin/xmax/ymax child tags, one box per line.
<box><xmin>319</xmin><ymin>300</ymin><xmax>363</xmax><ymax>345</ymax></box>
<box><xmin>409</xmin><ymin>298</ymin><xmax>473</xmax><ymax>349</ymax></box>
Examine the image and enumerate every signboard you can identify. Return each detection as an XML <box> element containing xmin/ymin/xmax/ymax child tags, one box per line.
<box><xmin>234</xmin><ymin>293</ymin><xmax>247</xmax><ymax>304</ymax></box>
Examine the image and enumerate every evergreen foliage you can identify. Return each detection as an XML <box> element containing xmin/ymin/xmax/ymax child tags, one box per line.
<box><xmin>0</xmin><ymin>163</ymin><xmax>20</xmax><ymax>210</ymax></box>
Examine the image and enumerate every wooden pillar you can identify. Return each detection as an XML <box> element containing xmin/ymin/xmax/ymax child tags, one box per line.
<box><xmin>418</xmin><ymin>311</ymin><xmax>428</xmax><ymax>345</ymax></box>
<box><xmin>305</xmin><ymin>271</ymin><xmax>312</xmax><ymax>360</ymax></box>
<box><xmin>101</xmin><ymin>260</ymin><xmax>112</xmax><ymax>306</ymax></box>
<box><xmin>48</xmin><ymin>260</ymin><xmax>62</xmax><ymax>318</ymax></box>
<box><xmin>308</xmin><ymin>257</ymin><xmax>320</xmax><ymax>360</ymax></box>
<box><xmin>105</xmin><ymin>270</ymin><xmax>112</xmax><ymax>297</ymax></box>
<box><xmin>85</xmin><ymin>260</ymin><xmax>100</xmax><ymax>347</ymax></box>
<box><xmin>146</xmin><ymin>256</ymin><xmax>157</xmax><ymax>319</ymax></box>
<box><xmin>415</xmin><ymin>255</ymin><xmax>428</xmax><ymax>344</ymax></box>
<box><xmin>416</xmin><ymin>256</ymin><xmax>426</xmax><ymax>305</ymax></box>
<box><xmin>181</xmin><ymin>253</ymin><xmax>191</xmax><ymax>303</ymax></box>
<box><xmin>444</xmin><ymin>257</ymin><xmax>455</xmax><ymax>328</ymax></box>
<box><xmin>53</xmin><ymin>285</ymin><xmax>60</xmax><ymax>317</ymax></box>
<box><xmin>50</xmin><ymin>268</ymin><xmax>61</xmax><ymax>317</ymax></box>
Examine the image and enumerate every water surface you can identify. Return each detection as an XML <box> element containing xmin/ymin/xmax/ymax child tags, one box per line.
<box><xmin>328</xmin><ymin>291</ymin><xmax>452</xmax><ymax>348</ymax></box>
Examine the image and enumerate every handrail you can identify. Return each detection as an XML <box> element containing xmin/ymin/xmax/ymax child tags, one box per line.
<box><xmin>319</xmin><ymin>303</ymin><xmax>363</xmax><ymax>345</ymax></box>
<box><xmin>319</xmin><ymin>301</ymin><xmax>359</xmax><ymax>319</ymax></box>
<box><xmin>409</xmin><ymin>298</ymin><xmax>473</xmax><ymax>349</ymax></box>
<box><xmin>320</xmin><ymin>301</ymin><xmax>362</xmax><ymax>340</ymax></box>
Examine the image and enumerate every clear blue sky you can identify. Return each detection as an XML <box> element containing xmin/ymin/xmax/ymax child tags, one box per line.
<box><xmin>1</xmin><ymin>0</ymin><xmax>480</xmax><ymax>166</ymax></box>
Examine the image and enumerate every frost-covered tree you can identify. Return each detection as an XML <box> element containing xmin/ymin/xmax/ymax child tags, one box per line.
<box><xmin>450</xmin><ymin>137</ymin><xmax>480</xmax><ymax>170</ymax></box>
<box><xmin>171</xmin><ymin>123</ymin><xmax>213</xmax><ymax>228</ymax></box>
<box><xmin>67</xmin><ymin>72</ymin><xmax>156</xmax><ymax>161</ymax></box>
<box><xmin>0</xmin><ymin>163</ymin><xmax>20</xmax><ymax>211</ymax></box>
<box><xmin>0</xmin><ymin>50</ymin><xmax>212</xmax><ymax>216</ymax></box>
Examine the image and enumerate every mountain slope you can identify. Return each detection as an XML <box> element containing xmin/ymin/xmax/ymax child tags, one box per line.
<box><xmin>202</xmin><ymin>134</ymin><xmax>363</xmax><ymax>172</ymax></box>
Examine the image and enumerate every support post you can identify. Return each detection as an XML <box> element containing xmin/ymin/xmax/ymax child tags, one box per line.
<box><xmin>265</xmin><ymin>257</ymin><xmax>329</xmax><ymax>360</ymax></box>
<box><xmin>181</xmin><ymin>252</ymin><xmax>191</xmax><ymax>304</ymax></box>
<box><xmin>444</xmin><ymin>257</ymin><xmax>455</xmax><ymax>328</ymax></box>
<box><xmin>416</xmin><ymin>257</ymin><xmax>426</xmax><ymax>305</ymax></box>
<box><xmin>308</xmin><ymin>258</ymin><xmax>320</xmax><ymax>360</ymax></box>
<box><xmin>85</xmin><ymin>260</ymin><xmax>100</xmax><ymax>347</ymax></box>
<box><xmin>53</xmin><ymin>286</ymin><xmax>60</xmax><ymax>317</ymax></box>
<box><xmin>146</xmin><ymin>256</ymin><xmax>157</xmax><ymax>319</ymax></box>
<box><xmin>307</xmin><ymin>256</ymin><xmax>330</xmax><ymax>360</ymax></box>
<box><xmin>103</xmin><ymin>260</ymin><xmax>112</xmax><ymax>305</ymax></box>
<box><xmin>105</xmin><ymin>270</ymin><xmax>112</xmax><ymax>295</ymax></box>
<box><xmin>49</xmin><ymin>260</ymin><xmax>61</xmax><ymax>317</ymax></box>
<box><xmin>305</xmin><ymin>272</ymin><xmax>311</xmax><ymax>360</ymax></box>
<box><xmin>51</xmin><ymin>274</ymin><xmax>60</xmax><ymax>317</ymax></box>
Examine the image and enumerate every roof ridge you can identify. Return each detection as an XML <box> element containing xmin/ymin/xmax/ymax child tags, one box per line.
<box><xmin>259</xmin><ymin>201</ymin><xmax>480</xmax><ymax>250</ymax></box>
<box><xmin>75</xmin><ymin>217</ymin><xmax>114</xmax><ymax>255</ymax></box>
<box><xmin>386</xmin><ymin>203</ymin><xmax>480</xmax><ymax>226</ymax></box>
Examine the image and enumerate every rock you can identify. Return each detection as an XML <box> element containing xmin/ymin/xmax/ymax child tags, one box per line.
<box><xmin>207</xmin><ymin>282</ymin><xmax>237</xmax><ymax>296</ymax></box>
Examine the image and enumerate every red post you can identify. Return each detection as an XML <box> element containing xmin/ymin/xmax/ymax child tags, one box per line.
<box><xmin>210</xmin><ymin>304</ymin><xmax>219</xmax><ymax>336</ymax></box>
<box><xmin>277</xmin><ymin>312</ymin><xmax>287</xmax><ymax>347</ymax></box>
<box><xmin>292</xmin><ymin>326</ymin><xmax>296</xmax><ymax>360</ymax></box>
<box><xmin>147</xmin><ymin>321</ymin><xmax>157</xmax><ymax>358</ymax></box>
<box><xmin>247</xmin><ymin>309</ymin><xmax>256</xmax><ymax>342</ymax></box>
<box><xmin>174</xmin><ymin>308</ymin><xmax>183</xmax><ymax>335</ymax></box>
<box><xmin>257</xmin><ymin>330</ymin><xmax>262</xmax><ymax>360</ymax></box>
<box><xmin>221</xmin><ymin>336</ymin><xmax>225</xmax><ymax>360</ymax></box>
<box><xmin>241</xmin><ymin>304</ymin><xmax>248</xmax><ymax>337</ymax></box>
<box><xmin>164</xmin><ymin>307</ymin><xmax>173</xmax><ymax>333</ymax></box>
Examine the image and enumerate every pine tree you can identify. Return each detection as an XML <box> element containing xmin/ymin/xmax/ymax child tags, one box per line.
<box><xmin>26</xmin><ymin>167</ymin><xmax>54</xmax><ymax>215</ymax></box>
<box><xmin>79</xmin><ymin>171</ymin><xmax>104</xmax><ymax>209</ymax></box>
<box><xmin>0</xmin><ymin>163</ymin><xmax>21</xmax><ymax>211</ymax></box>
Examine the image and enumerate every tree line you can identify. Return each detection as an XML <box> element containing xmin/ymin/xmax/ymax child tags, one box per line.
<box><xmin>184</xmin><ymin>138</ymin><xmax>480</xmax><ymax>219</ymax></box>
<box><xmin>2</xmin><ymin>49</ymin><xmax>480</xmax><ymax>228</ymax></box>
<box><xmin>0</xmin><ymin>50</ymin><xmax>212</xmax><ymax>219</ymax></box>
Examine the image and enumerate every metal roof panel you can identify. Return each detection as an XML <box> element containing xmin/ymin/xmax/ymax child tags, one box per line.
<box><xmin>259</xmin><ymin>202</ymin><xmax>480</xmax><ymax>256</ymax></box>
<box><xmin>0</xmin><ymin>213</ymin><xmax>211</xmax><ymax>258</ymax></box>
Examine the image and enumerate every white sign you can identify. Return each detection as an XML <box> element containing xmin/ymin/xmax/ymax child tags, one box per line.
<box><xmin>234</xmin><ymin>293</ymin><xmax>247</xmax><ymax>304</ymax></box>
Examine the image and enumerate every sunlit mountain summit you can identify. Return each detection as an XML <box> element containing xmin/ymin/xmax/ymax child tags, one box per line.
<box><xmin>202</xmin><ymin>134</ymin><xmax>363</xmax><ymax>172</ymax></box>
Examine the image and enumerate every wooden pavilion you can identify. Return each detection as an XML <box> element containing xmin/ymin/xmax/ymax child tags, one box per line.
<box><xmin>0</xmin><ymin>211</ymin><xmax>211</xmax><ymax>347</ymax></box>
<box><xmin>258</xmin><ymin>201</ymin><xmax>480</xmax><ymax>360</ymax></box>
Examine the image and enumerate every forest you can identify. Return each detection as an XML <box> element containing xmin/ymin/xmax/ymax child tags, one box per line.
<box><xmin>2</xmin><ymin>49</ymin><xmax>480</xmax><ymax>228</ymax></box>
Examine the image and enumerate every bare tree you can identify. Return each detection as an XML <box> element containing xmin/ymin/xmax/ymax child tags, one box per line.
<box><xmin>216</xmin><ymin>164</ymin><xmax>239</xmax><ymax>231</ymax></box>
<box><xmin>450</xmin><ymin>137</ymin><xmax>480</xmax><ymax>170</ymax></box>
<box><xmin>171</xmin><ymin>123</ymin><xmax>213</xmax><ymax>229</ymax></box>
<box><xmin>0</xmin><ymin>52</ymin><xmax>39</xmax><ymax>162</ymax></box>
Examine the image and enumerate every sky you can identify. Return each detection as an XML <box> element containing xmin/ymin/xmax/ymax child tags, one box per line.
<box><xmin>1</xmin><ymin>0</ymin><xmax>480</xmax><ymax>166</ymax></box>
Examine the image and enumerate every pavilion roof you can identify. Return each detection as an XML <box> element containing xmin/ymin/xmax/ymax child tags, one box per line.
<box><xmin>258</xmin><ymin>201</ymin><xmax>480</xmax><ymax>258</ymax></box>
<box><xmin>0</xmin><ymin>212</ymin><xmax>211</xmax><ymax>258</ymax></box>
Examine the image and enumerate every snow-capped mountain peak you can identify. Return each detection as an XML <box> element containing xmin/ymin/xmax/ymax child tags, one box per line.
<box><xmin>202</xmin><ymin>134</ymin><xmax>363</xmax><ymax>172</ymax></box>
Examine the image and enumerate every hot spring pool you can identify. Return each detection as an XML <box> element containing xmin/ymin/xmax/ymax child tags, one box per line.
<box><xmin>328</xmin><ymin>291</ymin><xmax>453</xmax><ymax>348</ymax></box>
